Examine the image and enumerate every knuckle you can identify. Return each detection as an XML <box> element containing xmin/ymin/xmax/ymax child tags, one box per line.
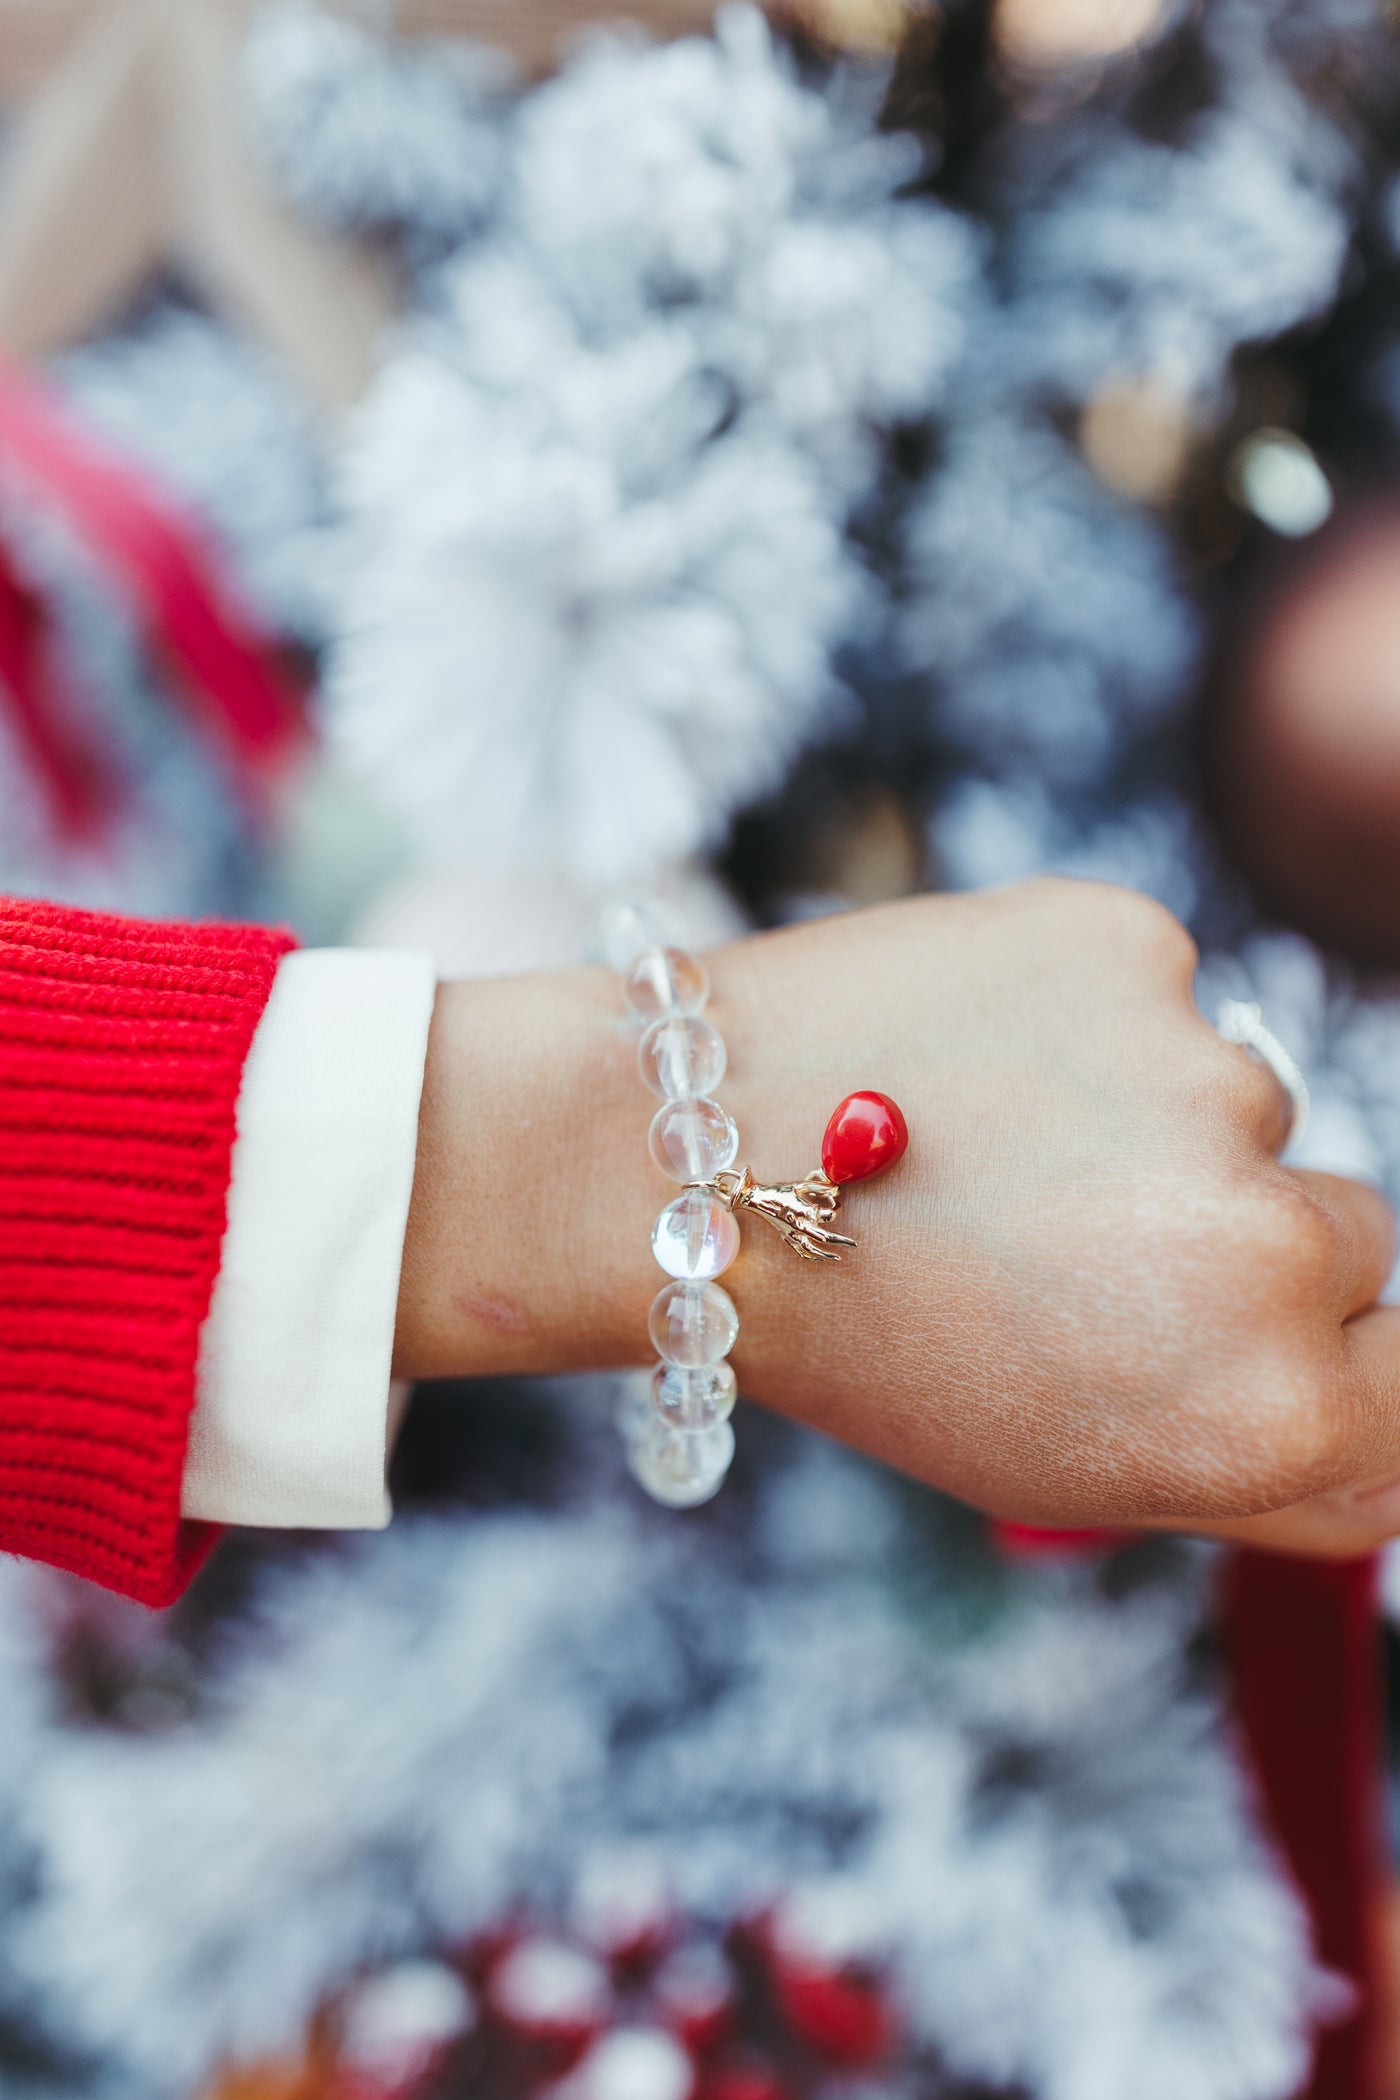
<box><xmin>1090</xmin><ymin>882</ymin><xmax>1198</xmax><ymax>974</ymax></box>
<box><xmin>1206</xmin><ymin>1172</ymin><xmax>1338</xmax><ymax>1285</ymax></box>
<box><xmin>1210</xmin><ymin>1036</ymin><xmax>1285</xmax><ymax>1136</ymax></box>
<box><xmin>1125</xmin><ymin>893</ymin><xmax>1198</xmax><ymax>976</ymax></box>
<box><xmin>1023</xmin><ymin>878</ymin><xmax>1199</xmax><ymax>974</ymax></box>
<box><xmin>1222</xmin><ymin>1344</ymin><xmax>1350</xmax><ymax>1510</ymax></box>
<box><xmin>1142</xmin><ymin>1186</ymin><xmax>1355</xmax><ymax>1512</ymax></box>
<box><xmin>1174</xmin><ymin>1037</ymin><xmax>1302</xmax><ymax>1164</ymax></box>
<box><xmin>1020</xmin><ymin>874</ymin><xmax>1087</xmax><ymax>909</ymax></box>
<box><xmin>1262</xmin><ymin>1175</ymin><xmax>1343</xmax><ymax>1281</ymax></box>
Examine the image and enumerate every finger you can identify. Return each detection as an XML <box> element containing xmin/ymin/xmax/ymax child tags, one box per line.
<box><xmin>1130</xmin><ymin>1259</ymin><xmax>1400</xmax><ymax>1559</ymax></box>
<box><xmin>1289</xmin><ymin>1169</ymin><xmax>1396</xmax><ymax>1319</ymax></box>
<box><xmin>1342</xmin><ymin>1303</ymin><xmax>1400</xmax><ymax>1481</ymax></box>
<box><xmin>1130</xmin><ymin>1465</ymin><xmax>1400</xmax><ymax>1555</ymax></box>
<box><xmin>1191</xmin><ymin>1296</ymin><xmax>1400</xmax><ymax>1556</ymax></box>
<box><xmin>1158</xmin><ymin>1498</ymin><xmax>1389</xmax><ymax>1559</ymax></box>
<box><xmin>1217</xmin><ymin>1006</ymin><xmax>1311</xmax><ymax>1155</ymax></box>
<box><xmin>1220</xmin><ymin>1037</ymin><xmax>1298</xmax><ymax>1154</ymax></box>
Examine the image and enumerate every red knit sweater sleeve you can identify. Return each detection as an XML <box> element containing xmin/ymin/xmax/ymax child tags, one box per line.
<box><xmin>0</xmin><ymin>898</ymin><xmax>295</xmax><ymax>1606</ymax></box>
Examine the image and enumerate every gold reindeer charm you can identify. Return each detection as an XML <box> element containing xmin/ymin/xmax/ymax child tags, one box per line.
<box><xmin>697</xmin><ymin>1165</ymin><xmax>858</xmax><ymax>1263</ymax></box>
<box><xmin>685</xmin><ymin>1094</ymin><xmax>909</xmax><ymax>1265</ymax></box>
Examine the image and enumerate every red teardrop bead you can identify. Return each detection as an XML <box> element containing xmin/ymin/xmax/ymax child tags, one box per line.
<box><xmin>820</xmin><ymin>1092</ymin><xmax>908</xmax><ymax>1186</ymax></box>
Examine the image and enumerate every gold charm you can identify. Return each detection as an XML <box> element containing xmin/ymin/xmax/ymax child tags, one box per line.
<box><xmin>696</xmin><ymin>1165</ymin><xmax>857</xmax><ymax>1263</ymax></box>
<box><xmin>687</xmin><ymin>1093</ymin><xmax>909</xmax><ymax>1264</ymax></box>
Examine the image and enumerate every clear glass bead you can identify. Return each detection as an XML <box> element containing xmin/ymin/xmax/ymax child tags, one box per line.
<box><xmin>651</xmin><ymin>1190</ymin><xmax>739</xmax><ymax>1281</ymax></box>
<box><xmin>648</xmin><ymin>1279</ymin><xmax>738</xmax><ymax>1366</ymax></box>
<box><xmin>638</xmin><ymin>1016</ymin><xmax>726</xmax><ymax>1100</ymax></box>
<box><xmin>651</xmin><ymin>1360</ymin><xmax>738</xmax><ymax>1432</ymax></box>
<box><xmin>591</xmin><ymin>897</ymin><xmax>688</xmax><ymax>974</ymax></box>
<box><xmin>648</xmin><ymin>1097</ymin><xmax>739</xmax><ymax>1183</ymax></box>
<box><xmin>626</xmin><ymin>1417</ymin><xmax>735</xmax><ymax>1508</ymax></box>
<box><xmin>624</xmin><ymin>945</ymin><xmax>710</xmax><ymax>1022</ymax></box>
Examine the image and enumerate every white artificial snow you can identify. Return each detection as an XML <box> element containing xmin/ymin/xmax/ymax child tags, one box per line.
<box><xmin>900</xmin><ymin>415</ymin><xmax>1199</xmax><ymax>788</ymax></box>
<box><xmin>7</xmin><ymin>1443</ymin><xmax>1326</xmax><ymax>2100</ymax></box>
<box><xmin>325</xmin><ymin>7</ymin><xmax>976</xmax><ymax>885</ymax></box>
<box><xmin>243</xmin><ymin>0</ymin><xmax>510</xmax><ymax>249</ymax></box>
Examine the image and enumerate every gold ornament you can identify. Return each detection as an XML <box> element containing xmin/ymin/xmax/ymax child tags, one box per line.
<box><xmin>699</xmin><ymin>1164</ymin><xmax>857</xmax><ymax>1262</ymax></box>
<box><xmin>1079</xmin><ymin>373</ymin><xmax>1198</xmax><ymax>506</ymax></box>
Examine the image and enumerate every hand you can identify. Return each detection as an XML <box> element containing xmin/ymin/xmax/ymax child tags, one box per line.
<box><xmin>394</xmin><ymin>879</ymin><xmax>1400</xmax><ymax>1553</ymax></box>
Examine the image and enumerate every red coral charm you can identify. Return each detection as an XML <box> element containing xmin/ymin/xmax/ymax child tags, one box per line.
<box><xmin>819</xmin><ymin>1093</ymin><xmax>908</xmax><ymax>1186</ymax></box>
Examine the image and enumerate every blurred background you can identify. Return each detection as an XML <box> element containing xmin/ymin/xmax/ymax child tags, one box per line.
<box><xmin>8</xmin><ymin>0</ymin><xmax>1400</xmax><ymax>2096</ymax></box>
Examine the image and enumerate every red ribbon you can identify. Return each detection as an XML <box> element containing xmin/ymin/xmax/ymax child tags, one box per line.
<box><xmin>0</xmin><ymin>357</ymin><xmax>302</xmax><ymax>838</ymax></box>
<box><xmin>990</xmin><ymin>1519</ymin><xmax>1139</xmax><ymax>1559</ymax></box>
<box><xmin>1224</xmin><ymin>1551</ymin><xmax>1385</xmax><ymax>2100</ymax></box>
<box><xmin>0</xmin><ymin>536</ymin><xmax>108</xmax><ymax>837</ymax></box>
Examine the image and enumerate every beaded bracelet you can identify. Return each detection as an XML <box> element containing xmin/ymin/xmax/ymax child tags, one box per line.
<box><xmin>596</xmin><ymin>898</ymin><xmax>909</xmax><ymax>1510</ymax></box>
<box><xmin>597</xmin><ymin>899</ymin><xmax>740</xmax><ymax>1507</ymax></box>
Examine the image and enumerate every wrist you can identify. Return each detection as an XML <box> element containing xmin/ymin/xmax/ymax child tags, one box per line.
<box><xmin>389</xmin><ymin>928</ymin><xmax>902</xmax><ymax>1409</ymax></box>
<box><xmin>392</xmin><ymin>966</ymin><xmax>659</xmax><ymax>1381</ymax></box>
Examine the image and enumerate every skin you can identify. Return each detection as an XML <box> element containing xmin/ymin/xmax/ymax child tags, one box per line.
<box><xmin>393</xmin><ymin>878</ymin><xmax>1400</xmax><ymax>1558</ymax></box>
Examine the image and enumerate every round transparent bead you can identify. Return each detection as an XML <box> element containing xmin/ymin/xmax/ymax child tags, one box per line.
<box><xmin>626</xmin><ymin>1417</ymin><xmax>735</xmax><ymax>1508</ymax></box>
<box><xmin>651</xmin><ymin>1190</ymin><xmax>739</xmax><ymax>1280</ymax></box>
<box><xmin>624</xmin><ymin>945</ymin><xmax>710</xmax><ymax>1022</ymax></box>
<box><xmin>639</xmin><ymin>1016</ymin><xmax>726</xmax><ymax>1100</ymax></box>
<box><xmin>591</xmin><ymin>897</ymin><xmax>688</xmax><ymax>974</ymax></box>
<box><xmin>648</xmin><ymin>1096</ymin><xmax>738</xmax><ymax>1183</ymax></box>
<box><xmin>651</xmin><ymin>1359</ymin><xmax>738</xmax><ymax>1432</ymax></box>
<box><xmin>648</xmin><ymin>1279</ymin><xmax>739</xmax><ymax>1367</ymax></box>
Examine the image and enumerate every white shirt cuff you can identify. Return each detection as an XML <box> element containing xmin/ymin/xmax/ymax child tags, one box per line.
<box><xmin>184</xmin><ymin>948</ymin><xmax>436</xmax><ymax>1529</ymax></box>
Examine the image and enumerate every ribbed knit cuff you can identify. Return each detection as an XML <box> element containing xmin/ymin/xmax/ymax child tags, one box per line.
<box><xmin>0</xmin><ymin>898</ymin><xmax>295</xmax><ymax>1606</ymax></box>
